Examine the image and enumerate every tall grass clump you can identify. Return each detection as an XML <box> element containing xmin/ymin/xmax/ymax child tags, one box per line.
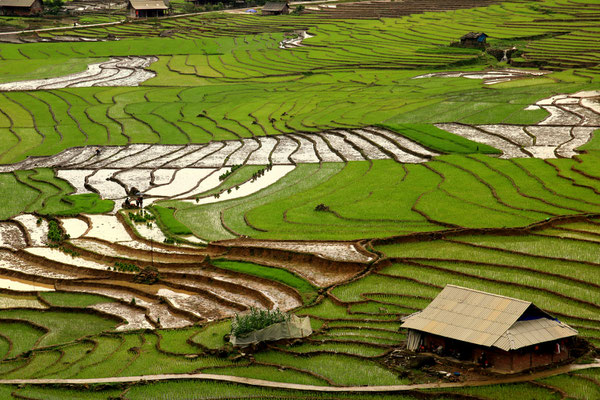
<box><xmin>231</xmin><ymin>308</ymin><xmax>289</xmax><ymax>337</ymax></box>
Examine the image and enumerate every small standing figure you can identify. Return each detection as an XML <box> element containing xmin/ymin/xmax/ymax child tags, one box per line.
<box><xmin>95</xmin><ymin>149</ymin><xmax>101</xmax><ymax>156</ymax></box>
<box><xmin>124</xmin><ymin>197</ymin><xmax>131</xmax><ymax>208</ymax></box>
<box><xmin>137</xmin><ymin>196</ymin><xmax>143</xmax><ymax>208</ymax></box>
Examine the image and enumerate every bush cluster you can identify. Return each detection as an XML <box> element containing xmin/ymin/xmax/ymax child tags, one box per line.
<box><xmin>231</xmin><ymin>308</ymin><xmax>289</xmax><ymax>337</ymax></box>
<box><xmin>113</xmin><ymin>261</ymin><xmax>140</xmax><ymax>273</ymax></box>
<box><xmin>47</xmin><ymin>220</ymin><xmax>70</xmax><ymax>243</ymax></box>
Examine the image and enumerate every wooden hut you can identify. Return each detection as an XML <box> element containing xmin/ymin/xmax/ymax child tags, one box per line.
<box><xmin>128</xmin><ymin>0</ymin><xmax>168</xmax><ymax>18</ymax></box>
<box><xmin>261</xmin><ymin>2</ymin><xmax>289</xmax><ymax>15</ymax></box>
<box><xmin>460</xmin><ymin>32</ymin><xmax>487</xmax><ymax>46</ymax></box>
<box><xmin>0</xmin><ymin>0</ymin><xmax>42</xmax><ymax>16</ymax></box>
<box><xmin>401</xmin><ymin>285</ymin><xmax>577</xmax><ymax>373</ymax></box>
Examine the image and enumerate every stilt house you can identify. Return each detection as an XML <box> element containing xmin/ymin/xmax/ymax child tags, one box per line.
<box><xmin>460</xmin><ymin>32</ymin><xmax>487</xmax><ymax>46</ymax></box>
<box><xmin>261</xmin><ymin>2</ymin><xmax>289</xmax><ymax>15</ymax></box>
<box><xmin>128</xmin><ymin>0</ymin><xmax>168</xmax><ymax>18</ymax></box>
<box><xmin>0</xmin><ymin>0</ymin><xmax>42</xmax><ymax>16</ymax></box>
<box><xmin>401</xmin><ymin>285</ymin><xmax>578</xmax><ymax>373</ymax></box>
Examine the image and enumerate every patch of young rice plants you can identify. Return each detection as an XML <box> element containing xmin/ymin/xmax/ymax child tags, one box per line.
<box><xmin>72</xmin><ymin>333</ymin><xmax>142</xmax><ymax>379</ymax></box>
<box><xmin>0</xmin><ymin>336</ymin><xmax>8</xmax><ymax>360</ymax></box>
<box><xmin>55</xmin><ymin>193</ymin><xmax>114</xmax><ymax>215</ymax></box>
<box><xmin>434</xmin><ymin>382</ymin><xmax>560</xmax><ymax>400</ymax></box>
<box><xmin>379</xmin><ymin>123</ymin><xmax>501</xmax><ymax>154</ymax></box>
<box><xmin>331</xmin><ymin>273</ymin><xmax>439</xmax><ymax>304</ymax></box>
<box><xmin>14</xmin><ymin>386</ymin><xmax>123</xmax><ymax>400</ymax></box>
<box><xmin>211</xmin><ymin>259</ymin><xmax>316</xmax><ymax>294</ymax></box>
<box><xmin>3</xmin><ymin>350</ymin><xmax>62</xmax><ymax>379</ymax></box>
<box><xmin>538</xmin><ymin>374</ymin><xmax>600</xmax><ymax>399</ymax></box>
<box><xmin>39</xmin><ymin>292</ymin><xmax>115</xmax><ymax>308</ymax></box>
<box><xmin>253</xmin><ymin>351</ymin><xmax>405</xmax><ymax>386</ymax></box>
<box><xmin>119</xmin><ymin>334</ymin><xmax>234</xmax><ymax>376</ymax></box>
<box><xmin>0</xmin><ymin>321</ymin><xmax>45</xmax><ymax>360</ymax></box>
<box><xmin>0</xmin><ymin>173</ymin><xmax>39</xmax><ymax>219</ymax></box>
<box><xmin>124</xmin><ymin>379</ymin><xmax>426</xmax><ymax>399</ymax></box>
<box><xmin>349</xmin><ymin>301</ymin><xmax>415</xmax><ymax>316</ymax></box>
<box><xmin>459</xmin><ymin>234</ymin><xmax>600</xmax><ymax>265</ymax></box>
<box><xmin>51</xmin><ymin>335</ymin><xmax>123</xmax><ymax>378</ymax></box>
<box><xmin>317</xmin><ymin>326</ymin><xmax>404</xmax><ymax>345</ymax></box>
<box><xmin>157</xmin><ymin>327</ymin><xmax>203</xmax><ymax>355</ymax></box>
<box><xmin>203</xmin><ymin>364</ymin><xmax>329</xmax><ymax>386</ymax></box>
<box><xmin>0</xmin><ymin>294</ymin><xmax>45</xmax><ymax>309</ymax></box>
<box><xmin>380</xmin><ymin>262</ymin><xmax>599</xmax><ymax>320</ymax></box>
<box><xmin>36</xmin><ymin>341</ymin><xmax>95</xmax><ymax>378</ymax></box>
<box><xmin>0</xmin><ymin>309</ymin><xmax>118</xmax><ymax>349</ymax></box>
<box><xmin>148</xmin><ymin>205</ymin><xmax>192</xmax><ymax>236</ymax></box>
<box><xmin>190</xmin><ymin>320</ymin><xmax>230</xmax><ymax>350</ymax></box>
<box><xmin>280</xmin><ymin>341</ymin><xmax>389</xmax><ymax>358</ymax></box>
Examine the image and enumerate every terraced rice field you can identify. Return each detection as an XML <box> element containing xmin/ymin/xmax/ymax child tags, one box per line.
<box><xmin>0</xmin><ymin>0</ymin><xmax>600</xmax><ymax>397</ymax></box>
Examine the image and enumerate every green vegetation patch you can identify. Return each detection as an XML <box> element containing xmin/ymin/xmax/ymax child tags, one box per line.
<box><xmin>212</xmin><ymin>259</ymin><xmax>316</xmax><ymax>293</ymax></box>
<box><xmin>149</xmin><ymin>205</ymin><xmax>192</xmax><ymax>236</ymax></box>
<box><xmin>378</xmin><ymin>123</ymin><xmax>501</xmax><ymax>154</ymax></box>
<box><xmin>39</xmin><ymin>292</ymin><xmax>115</xmax><ymax>308</ymax></box>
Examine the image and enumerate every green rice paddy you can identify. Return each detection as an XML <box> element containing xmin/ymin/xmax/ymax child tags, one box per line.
<box><xmin>0</xmin><ymin>0</ymin><xmax>600</xmax><ymax>397</ymax></box>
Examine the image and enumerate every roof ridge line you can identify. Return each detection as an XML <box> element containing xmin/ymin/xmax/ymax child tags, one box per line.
<box><xmin>445</xmin><ymin>284</ymin><xmax>532</xmax><ymax>305</ymax></box>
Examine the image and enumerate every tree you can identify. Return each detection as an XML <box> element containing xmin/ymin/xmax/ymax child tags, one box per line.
<box><xmin>45</xmin><ymin>0</ymin><xmax>64</xmax><ymax>14</ymax></box>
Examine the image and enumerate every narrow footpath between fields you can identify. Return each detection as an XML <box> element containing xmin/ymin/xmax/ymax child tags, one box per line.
<box><xmin>1</xmin><ymin>361</ymin><xmax>599</xmax><ymax>392</ymax></box>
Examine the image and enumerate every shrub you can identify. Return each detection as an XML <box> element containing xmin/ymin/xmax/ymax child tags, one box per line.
<box><xmin>47</xmin><ymin>220</ymin><xmax>69</xmax><ymax>242</ymax></box>
<box><xmin>114</xmin><ymin>261</ymin><xmax>140</xmax><ymax>273</ymax></box>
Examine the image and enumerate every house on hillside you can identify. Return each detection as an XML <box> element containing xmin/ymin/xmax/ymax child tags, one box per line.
<box><xmin>460</xmin><ymin>32</ymin><xmax>487</xmax><ymax>46</ymax></box>
<box><xmin>128</xmin><ymin>0</ymin><xmax>169</xmax><ymax>18</ymax></box>
<box><xmin>0</xmin><ymin>0</ymin><xmax>42</xmax><ymax>16</ymax></box>
<box><xmin>401</xmin><ymin>285</ymin><xmax>578</xmax><ymax>373</ymax></box>
<box><xmin>261</xmin><ymin>2</ymin><xmax>290</xmax><ymax>15</ymax></box>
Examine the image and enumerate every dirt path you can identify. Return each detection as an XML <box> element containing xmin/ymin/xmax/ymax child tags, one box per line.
<box><xmin>1</xmin><ymin>361</ymin><xmax>598</xmax><ymax>391</ymax></box>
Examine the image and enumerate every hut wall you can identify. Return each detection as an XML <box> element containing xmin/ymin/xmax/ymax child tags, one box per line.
<box><xmin>1</xmin><ymin>4</ymin><xmax>41</xmax><ymax>16</ymax></box>
<box><xmin>420</xmin><ymin>333</ymin><xmax>571</xmax><ymax>373</ymax></box>
<box><xmin>510</xmin><ymin>351</ymin><xmax>532</xmax><ymax>372</ymax></box>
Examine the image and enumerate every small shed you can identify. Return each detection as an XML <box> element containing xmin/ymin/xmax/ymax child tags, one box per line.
<box><xmin>0</xmin><ymin>0</ymin><xmax>42</xmax><ymax>16</ymax></box>
<box><xmin>128</xmin><ymin>0</ymin><xmax>168</xmax><ymax>18</ymax></box>
<box><xmin>401</xmin><ymin>285</ymin><xmax>578</xmax><ymax>373</ymax></box>
<box><xmin>261</xmin><ymin>2</ymin><xmax>289</xmax><ymax>15</ymax></box>
<box><xmin>460</xmin><ymin>32</ymin><xmax>488</xmax><ymax>46</ymax></box>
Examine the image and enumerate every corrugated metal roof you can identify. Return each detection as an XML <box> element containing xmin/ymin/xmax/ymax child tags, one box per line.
<box><xmin>401</xmin><ymin>285</ymin><xmax>532</xmax><ymax>347</ymax></box>
<box><xmin>129</xmin><ymin>0</ymin><xmax>168</xmax><ymax>10</ymax></box>
<box><xmin>493</xmin><ymin>319</ymin><xmax>577</xmax><ymax>351</ymax></box>
<box><xmin>262</xmin><ymin>2</ymin><xmax>288</xmax><ymax>11</ymax></box>
<box><xmin>0</xmin><ymin>0</ymin><xmax>36</xmax><ymax>7</ymax></box>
